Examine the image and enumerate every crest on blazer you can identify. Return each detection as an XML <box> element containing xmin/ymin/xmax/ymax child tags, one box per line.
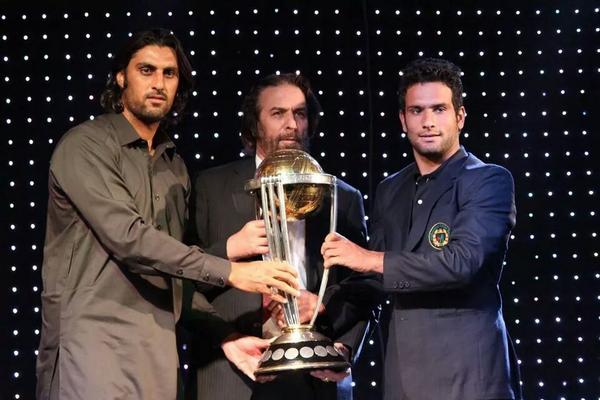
<box><xmin>428</xmin><ymin>222</ymin><xmax>450</xmax><ymax>250</ymax></box>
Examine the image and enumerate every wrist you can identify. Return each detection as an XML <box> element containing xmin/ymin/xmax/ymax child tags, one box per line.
<box><xmin>226</xmin><ymin>262</ymin><xmax>240</xmax><ymax>287</ymax></box>
<box><xmin>225</xmin><ymin>236</ymin><xmax>236</xmax><ymax>260</ymax></box>
<box><xmin>368</xmin><ymin>251</ymin><xmax>384</xmax><ymax>273</ymax></box>
<box><xmin>221</xmin><ymin>332</ymin><xmax>243</xmax><ymax>349</ymax></box>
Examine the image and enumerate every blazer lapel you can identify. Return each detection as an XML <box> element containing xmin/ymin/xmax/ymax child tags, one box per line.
<box><xmin>305</xmin><ymin>196</ymin><xmax>331</xmax><ymax>291</ymax></box>
<box><xmin>405</xmin><ymin>181</ymin><xmax>454</xmax><ymax>251</ymax></box>
<box><xmin>381</xmin><ymin>168</ymin><xmax>415</xmax><ymax>253</ymax></box>
<box><xmin>405</xmin><ymin>150</ymin><xmax>468</xmax><ymax>251</ymax></box>
<box><xmin>231</xmin><ymin>158</ymin><xmax>257</xmax><ymax>221</ymax></box>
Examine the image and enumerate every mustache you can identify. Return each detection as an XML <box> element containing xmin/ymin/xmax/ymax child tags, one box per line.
<box><xmin>145</xmin><ymin>91</ymin><xmax>167</xmax><ymax>100</ymax></box>
<box><xmin>279</xmin><ymin>133</ymin><xmax>302</xmax><ymax>141</ymax></box>
<box><xmin>418</xmin><ymin>130</ymin><xmax>441</xmax><ymax>136</ymax></box>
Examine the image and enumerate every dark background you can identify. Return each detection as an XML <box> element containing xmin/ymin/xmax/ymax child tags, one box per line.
<box><xmin>1</xmin><ymin>1</ymin><xmax>598</xmax><ymax>399</ymax></box>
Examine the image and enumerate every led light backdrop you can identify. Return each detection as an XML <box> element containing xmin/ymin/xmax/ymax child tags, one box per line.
<box><xmin>1</xmin><ymin>1</ymin><xmax>598</xmax><ymax>399</ymax></box>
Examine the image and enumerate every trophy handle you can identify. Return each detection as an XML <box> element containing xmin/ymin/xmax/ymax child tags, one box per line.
<box><xmin>309</xmin><ymin>178</ymin><xmax>338</xmax><ymax>327</ymax></box>
<box><xmin>260</xmin><ymin>178</ymin><xmax>300</xmax><ymax>326</ymax></box>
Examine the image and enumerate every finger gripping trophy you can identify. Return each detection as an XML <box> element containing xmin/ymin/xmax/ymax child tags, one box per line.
<box><xmin>244</xmin><ymin>149</ymin><xmax>350</xmax><ymax>376</ymax></box>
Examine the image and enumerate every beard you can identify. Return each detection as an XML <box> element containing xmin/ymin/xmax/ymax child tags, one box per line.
<box><xmin>127</xmin><ymin>99</ymin><xmax>170</xmax><ymax>124</ymax></box>
<box><xmin>120</xmin><ymin>75</ymin><xmax>172</xmax><ymax>124</ymax></box>
<box><xmin>409</xmin><ymin>130</ymin><xmax>459</xmax><ymax>162</ymax></box>
<box><xmin>259</xmin><ymin>132</ymin><xmax>310</xmax><ymax>156</ymax></box>
<box><xmin>412</xmin><ymin>142</ymin><xmax>445</xmax><ymax>160</ymax></box>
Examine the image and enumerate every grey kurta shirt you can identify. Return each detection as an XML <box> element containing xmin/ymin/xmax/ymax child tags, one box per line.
<box><xmin>37</xmin><ymin>113</ymin><xmax>231</xmax><ymax>400</ymax></box>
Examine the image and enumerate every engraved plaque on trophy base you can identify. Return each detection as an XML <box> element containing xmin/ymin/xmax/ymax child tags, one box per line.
<box><xmin>255</xmin><ymin>325</ymin><xmax>350</xmax><ymax>376</ymax></box>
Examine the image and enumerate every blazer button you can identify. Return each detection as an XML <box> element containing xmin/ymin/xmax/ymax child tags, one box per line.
<box><xmin>393</xmin><ymin>281</ymin><xmax>400</xmax><ymax>289</ymax></box>
<box><xmin>203</xmin><ymin>273</ymin><xmax>210</xmax><ymax>281</ymax></box>
<box><xmin>176</xmin><ymin>269</ymin><xmax>183</xmax><ymax>275</ymax></box>
<box><xmin>218</xmin><ymin>277</ymin><xmax>225</xmax><ymax>286</ymax></box>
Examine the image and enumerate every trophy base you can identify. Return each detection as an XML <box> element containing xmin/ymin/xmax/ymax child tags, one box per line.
<box><xmin>255</xmin><ymin>325</ymin><xmax>350</xmax><ymax>376</ymax></box>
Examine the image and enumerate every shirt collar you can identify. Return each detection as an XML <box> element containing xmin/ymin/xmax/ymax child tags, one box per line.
<box><xmin>414</xmin><ymin>146</ymin><xmax>467</xmax><ymax>181</ymax></box>
<box><xmin>108</xmin><ymin>113</ymin><xmax>176</xmax><ymax>158</ymax></box>
<box><xmin>255</xmin><ymin>154</ymin><xmax>263</xmax><ymax>168</ymax></box>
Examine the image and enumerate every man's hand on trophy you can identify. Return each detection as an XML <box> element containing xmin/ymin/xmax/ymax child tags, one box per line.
<box><xmin>226</xmin><ymin>220</ymin><xmax>270</xmax><ymax>260</ymax></box>
<box><xmin>268</xmin><ymin>289</ymin><xmax>325</xmax><ymax>327</ymax></box>
<box><xmin>228</xmin><ymin>261</ymin><xmax>300</xmax><ymax>302</ymax></box>
<box><xmin>321</xmin><ymin>232</ymin><xmax>384</xmax><ymax>274</ymax></box>
<box><xmin>221</xmin><ymin>333</ymin><xmax>271</xmax><ymax>381</ymax></box>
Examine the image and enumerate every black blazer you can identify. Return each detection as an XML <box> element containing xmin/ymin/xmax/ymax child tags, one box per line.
<box><xmin>181</xmin><ymin>157</ymin><xmax>379</xmax><ymax>400</ymax></box>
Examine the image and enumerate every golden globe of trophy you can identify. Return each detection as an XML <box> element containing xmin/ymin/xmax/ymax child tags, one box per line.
<box><xmin>245</xmin><ymin>149</ymin><xmax>350</xmax><ymax>376</ymax></box>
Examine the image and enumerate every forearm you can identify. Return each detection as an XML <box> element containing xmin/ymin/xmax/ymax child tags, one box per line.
<box><xmin>103</xmin><ymin>213</ymin><xmax>232</xmax><ymax>285</ymax></box>
<box><xmin>378</xmin><ymin>166</ymin><xmax>515</xmax><ymax>292</ymax></box>
<box><xmin>382</xmin><ymin>233</ymin><xmax>508</xmax><ymax>292</ymax></box>
<box><xmin>50</xmin><ymin>135</ymin><xmax>231</xmax><ymax>287</ymax></box>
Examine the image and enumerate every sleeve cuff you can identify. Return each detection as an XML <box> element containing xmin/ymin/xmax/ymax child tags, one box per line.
<box><xmin>180</xmin><ymin>247</ymin><xmax>232</xmax><ymax>287</ymax></box>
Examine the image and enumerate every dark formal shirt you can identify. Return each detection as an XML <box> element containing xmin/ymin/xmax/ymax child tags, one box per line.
<box><xmin>37</xmin><ymin>112</ymin><xmax>231</xmax><ymax>400</ymax></box>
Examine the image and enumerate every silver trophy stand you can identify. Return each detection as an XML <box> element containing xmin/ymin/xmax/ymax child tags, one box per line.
<box><xmin>244</xmin><ymin>150</ymin><xmax>350</xmax><ymax>376</ymax></box>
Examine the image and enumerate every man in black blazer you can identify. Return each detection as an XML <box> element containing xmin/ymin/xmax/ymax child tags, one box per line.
<box><xmin>322</xmin><ymin>59</ymin><xmax>521</xmax><ymax>400</ymax></box>
<box><xmin>182</xmin><ymin>73</ymin><xmax>378</xmax><ymax>400</ymax></box>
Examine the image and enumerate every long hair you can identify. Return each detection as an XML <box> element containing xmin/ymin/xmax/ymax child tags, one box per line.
<box><xmin>100</xmin><ymin>28</ymin><xmax>193</xmax><ymax>126</ymax></box>
<box><xmin>240</xmin><ymin>73</ymin><xmax>322</xmax><ymax>153</ymax></box>
<box><xmin>398</xmin><ymin>58</ymin><xmax>464</xmax><ymax>113</ymax></box>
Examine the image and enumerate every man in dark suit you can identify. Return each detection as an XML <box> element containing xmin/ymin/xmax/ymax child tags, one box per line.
<box><xmin>321</xmin><ymin>58</ymin><xmax>521</xmax><ymax>400</ymax></box>
<box><xmin>183</xmin><ymin>73</ymin><xmax>378</xmax><ymax>400</ymax></box>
